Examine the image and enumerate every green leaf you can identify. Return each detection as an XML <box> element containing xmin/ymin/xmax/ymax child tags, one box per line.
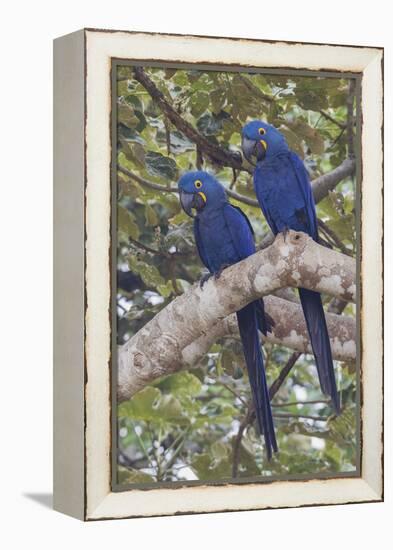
<box><xmin>168</xmin><ymin>211</ymin><xmax>190</xmax><ymax>226</ymax></box>
<box><xmin>117</xmin><ymin>466</ymin><xmax>154</xmax><ymax>484</ymax></box>
<box><xmin>211</xmin><ymin>441</ymin><xmax>230</xmax><ymax>460</ymax></box>
<box><xmin>157</xmin><ymin>281</ymin><xmax>174</xmax><ymax>298</ymax></box>
<box><xmin>144</xmin><ymin>204</ymin><xmax>159</xmax><ymax>226</ymax></box>
<box><xmin>318</xmin><ymin>191</ymin><xmax>343</xmax><ymax>220</ymax></box>
<box><xmin>119</xmin><ymin>387</ymin><xmax>160</xmax><ymax>418</ymax></box>
<box><xmin>121</xmin><ymin>140</ymin><xmax>145</xmax><ymax>168</ymax></box>
<box><xmin>173</xmin><ymin>71</ymin><xmax>189</xmax><ymax>87</ymax></box>
<box><xmin>191</xmin><ymin>452</ymin><xmax>232</xmax><ymax>481</ymax></box>
<box><xmin>156</xmin><ymin>372</ymin><xmax>202</xmax><ymax>398</ymax></box>
<box><xmin>295</xmin><ymin>78</ymin><xmax>330</xmax><ymax>111</ymax></box>
<box><xmin>220</xmin><ymin>349</ymin><xmax>236</xmax><ymax>376</ymax></box>
<box><xmin>279</xmin><ymin>126</ymin><xmax>305</xmax><ymax>158</ymax></box>
<box><xmin>230</xmin><ymin>436</ymin><xmax>260</xmax><ymax>477</ymax></box>
<box><xmin>285</xmin><ymin>120</ymin><xmax>325</xmax><ymax>155</ymax></box>
<box><xmin>119</xmin><ymin>386</ymin><xmax>188</xmax><ymax>425</ymax></box>
<box><xmin>329</xmin><ymin>216</ymin><xmax>355</xmax><ymax>243</ymax></box>
<box><xmin>145</xmin><ymin>151</ymin><xmax>178</xmax><ymax>180</ymax></box>
<box><xmin>118</xmin><ymin>103</ymin><xmax>139</xmax><ymax>128</ymax></box>
<box><xmin>159</xmin><ymin>193</ymin><xmax>181</xmax><ymax>217</ymax></box>
<box><xmin>190</xmin><ymin>91</ymin><xmax>210</xmax><ymax>117</ymax></box>
<box><xmin>128</xmin><ymin>255</ymin><xmax>165</xmax><ymax>288</ymax></box>
<box><xmin>124</xmin><ymin>94</ymin><xmax>144</xmax><ymax>112</ymax></box>
<box><xmin>328</xmin><ymin>409</ymin><xmax>356</xmax><ymax>447</ymax></box>
<box><xmin>164</xmin><ymin>68</ymin><xmax>177</xmax><ymax>79</ymax></box>
<box><xmin>118</xmin><ymin>205</ymin><xmax>140</xmax><ymax>239</ymax></box>
<box><xmin>210</xmin><ymin>87</ymin><xmax>226</xmax><ymax>115</ymax></box>
<box><xmin>196</xmin><ymin>111</ymin><xmax>231</xmax><ymax>136</ymax></box>
<box><xmin>118</xmin><ymin>172</ymin><xmax>142</xmax><ymax>200</ymax></box>
<box><xmin>144</xmin><ymin>100</ymin><xmax>161</xmax><ymax>118</ymax></box>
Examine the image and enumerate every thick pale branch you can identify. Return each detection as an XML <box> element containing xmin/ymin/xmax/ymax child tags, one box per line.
<box><xmin>182</xmin><ymin>295</ymin><xmax>355</xmax><ymax>367</ymax></box>
<box><xmin>118</xmin><ymin>232</ymin><xmax>356</xmax><ymax>400</ymax></box>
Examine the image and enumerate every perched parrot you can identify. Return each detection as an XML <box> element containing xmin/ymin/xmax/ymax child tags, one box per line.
<box><xmin>241</xmin><ymin>120</ymin><xmax>340</xmax><ymax>414</ymax></box>
<box><xmin>178</xmin><ymin>170</ymin><xmax>278</xmax><ymax>459</ymax></box>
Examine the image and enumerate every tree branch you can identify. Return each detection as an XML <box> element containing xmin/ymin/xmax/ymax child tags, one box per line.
<box><xmin>118</xmin><ymin>231</ymin><xmax>356</xmax><ymax>400</ymax></box>
<box><xmin>232</xmin><ymin>405</ymin><xmax>253</xmax><ymax>478</ymax></box>
<box><xmin>118</xmin><ymin>157</ymin><xmax>355</xmax><ymax>211</ymax></box>
<box><xmin>269</xmin><ymin>352</ymin><xmax>301</xmax><ymax>400</ymax></box>
<box><xmin>133</xmin><ymin>66</ymin><xmax>245</xmax><ymax>171</ymax></box>
<box><xmin>318</xmin><ymin>110</ymin><xmax>346</xmax><ymax>129</ymax></box>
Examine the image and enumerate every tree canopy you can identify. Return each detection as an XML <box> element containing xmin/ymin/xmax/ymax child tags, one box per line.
<box><xmin>116</xmin><ymin>65</ymin><xmax>357</xmax><ymax>485</ymax></box>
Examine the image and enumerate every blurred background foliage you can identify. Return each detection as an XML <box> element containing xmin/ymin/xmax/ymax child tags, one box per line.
<box><xmin>116</xmin><ymin>65</ymin><xmax>357</xmax><ymax>485</ymax></box>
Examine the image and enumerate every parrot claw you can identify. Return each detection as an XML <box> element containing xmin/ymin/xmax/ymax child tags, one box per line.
<box><xmin>199</xmin><ymin>264</ymin><xmax>230</xmax><ymax>289</ymax></box>
<box><xmin>282</xmin><ymin>226</ymin><xmax>290</xmax><ymax>242</ymax></box>
<box><xmin>199</xmin><ymin>272</ymin><xmax>213</xmax><ymax>289</ymax></box>
<box><xmin>214</xmin><ymin>264</ymin><xmax>230</xmax><ymax>280</ymax></box>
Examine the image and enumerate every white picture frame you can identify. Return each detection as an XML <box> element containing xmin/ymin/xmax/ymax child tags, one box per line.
<box><xmin>54</xmin><ymin>28</ymin><xmax>383</xmax><ymax>521</ymax></box>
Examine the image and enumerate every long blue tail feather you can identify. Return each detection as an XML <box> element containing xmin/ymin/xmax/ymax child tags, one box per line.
<box><xmin>299</xmin><ymin>288</ymin><xmax>340</xmax><ymax>414</ymax></box>
<box><xmin>236</xmin><ymin>303</ymin><xmax>278</xmax><ymax>460</ymax></box>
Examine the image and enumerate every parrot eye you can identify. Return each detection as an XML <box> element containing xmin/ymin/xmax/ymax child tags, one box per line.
<box><xmin>258</xmin><ymin>127</ymin><xmax>266</xmax><ymax>136</ymax></box>
<box><xmin>195</xmin><ymin>180</ymin><xmax>203</xmax><ymax>189</ymax></box>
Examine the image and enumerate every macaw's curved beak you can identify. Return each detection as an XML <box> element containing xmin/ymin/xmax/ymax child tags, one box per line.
<box><xmin>241</xmin><ymin>136</ymin><xmax>267</xmax><ymax>163</ymax></box>
<box><xmin>179</xmin><ymin>190</ymin><xmax>206</xmax><ymax>217</ymax></box>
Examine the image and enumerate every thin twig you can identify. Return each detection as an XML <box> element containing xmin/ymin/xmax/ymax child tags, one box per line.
<box><xmin>326</xmin><ymin>127</ymin><xmax>346</xmax><ymax>152</ymax></box>
<box><xmin>232</xmin><ymin>405</ymin><xmax>253</xmax><ymax>478</ymax></box>
<box><xmin>129</xmin><ymin>420</ymin><xmax>155</xmax><ymax>471</ymax></box>
<box><xmin>271</xmin><ymin>399</ymin><xmax>330</xmax><ymax>407</ymax></box>
<box><xmin>319</xmin><ymin>110</ymin><xmax>346</xmax><ymax>129</ymax></box>
<box><xmin>219</xmin><ymin>380</ymin><xmax>248</xmax><ymax>406</ymax></box>
<box><xmin>269</xmin><ymin>352</ymin><xmax>302</xmax><ymax>400</ymax></box>
<box><xmin>230</xmin><ymin>168</ymin><xmax>238</xmax><ymax>189</ymax></box>
<box><xmin>237</xmin><ymin>74</ymin><xmax>274</xmax><ymax>104</ymax></box>
<box><xmin>163</xmin><ymin>430</ymin><xmax>189</xmax><ymax>473</ymax></box>
<box><xmin>128</xmin><ymin>236</ymin><xmax>168</xmax><ymax>257</ymax></box>
<box><xmin>318</xmin><ymin>219</ymin><xmax>352</xmax><ymax>256</ymax></box>
<box><xmin>118</xmin><ymin>165</ymin><xmax>176</xmax><ymax>193</ymax></box>
<box><xmin>273</xmin><ymin>412</ymin><xmax>329</xmax><ymax>421</ymax></box>
<box><xmin>169</xmin><ymin>255</ymin><xmax>182</xmax><ymax>295</ymax></box>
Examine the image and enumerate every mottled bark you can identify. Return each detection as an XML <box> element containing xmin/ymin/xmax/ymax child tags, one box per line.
<box><xmin>118</xmin><ymin>231</ymin><xmax>356</xmax><ymax>401</ymax></box>
<box><xmin>182</xmin><ymin>295</ymin><xmax>355</xmax><ymax>367</ymax></box>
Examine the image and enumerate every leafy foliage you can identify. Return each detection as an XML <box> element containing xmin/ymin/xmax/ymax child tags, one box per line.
<box><xmin>116</xmin><ymin>65</ymin><xmax>357</xmax><ymax>484</ymax></box>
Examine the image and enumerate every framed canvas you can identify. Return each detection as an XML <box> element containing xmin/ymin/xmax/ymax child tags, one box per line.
<box><xmin>53</xmin><ymin>28</ymin><xmax>384</xmax><ymax>521</ymax></box>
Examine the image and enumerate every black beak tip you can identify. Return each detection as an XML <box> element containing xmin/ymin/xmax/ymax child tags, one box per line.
<box><xmin>179</xmin><ymin>188</ymin><xmax>206</xmax><ymax>217</ymax></box>
<box><xmin>241</xmin><ymin>136</ymin><xmax>266</xmax><ymax>163</ymax></box>
<box><xmin>241</xmin><ymin>136</ymin><xmax>256</xmax><ymax>162</ymax></box>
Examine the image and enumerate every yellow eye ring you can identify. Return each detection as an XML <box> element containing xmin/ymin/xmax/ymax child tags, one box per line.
<box><xmin>195</xmin><ymin>180</ymin><xmax>202</xmax><ymax>189</ymax></box>
<box><xmin>258</xmin><ymin>127</ymin><xmax>266</xmax><ymax>135</ymax></box>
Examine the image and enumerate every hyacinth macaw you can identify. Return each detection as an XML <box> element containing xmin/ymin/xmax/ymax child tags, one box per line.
<box><xmin>241</xmin><ymin>120</ymin><xmax>340</xmax><ymax>413</ymax></box>
<box><xmin>178</xmin><ymin>170</ymin><xmax>278</xmax><ymax>459</ymax></box>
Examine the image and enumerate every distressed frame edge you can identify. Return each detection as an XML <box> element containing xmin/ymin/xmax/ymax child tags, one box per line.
<box><xmin>81</xmin><ymin>30</ymin><xmax>383</xmax><ymax>520</ymax></box>
<box><xmin>53</xmin><ymin>29</ymin><xmax>86</xmax><ymax>520</ymax></box>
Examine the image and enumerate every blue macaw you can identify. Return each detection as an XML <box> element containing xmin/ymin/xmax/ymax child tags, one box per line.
<box><xmin>241</xmin><ymin>120</ymin><xmax>340</xmax><ymax>414</ymax></box>
<box><xmin>178</xmin><ymin>170</ymin><xmax>278</xmax><ymax>459</ymax></box>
